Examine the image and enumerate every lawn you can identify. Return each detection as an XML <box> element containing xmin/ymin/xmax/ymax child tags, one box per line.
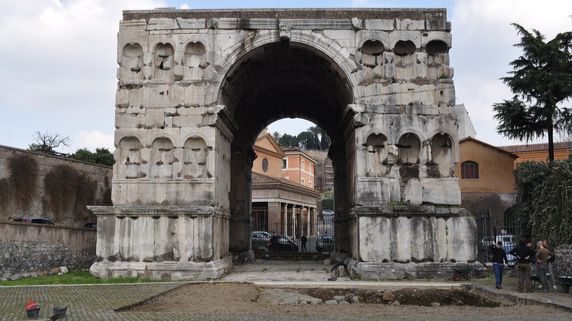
<box><xmin>0</xmin><ymin>271</ymin><xmax>155</xmax><ymax>286</ymax></box>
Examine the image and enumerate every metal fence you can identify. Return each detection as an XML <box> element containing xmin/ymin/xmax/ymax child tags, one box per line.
<box><xmin>476</xmin><ymin>209</ymin><xmax>520</xmax><ymax>265</ymax></box>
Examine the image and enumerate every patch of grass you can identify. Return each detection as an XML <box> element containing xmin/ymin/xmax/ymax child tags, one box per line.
<box><xmin>0</xmin><ymin>271</ymin><xmax>156</xmax><ymax>286</ymax></box>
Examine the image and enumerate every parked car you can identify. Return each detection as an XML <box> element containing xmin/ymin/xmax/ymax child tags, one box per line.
<box><xmin>266</xmin><ymin>235</ymin><xmax>298</xmax><ymax>252</ymax></box>
<box><xmin>251</xmin><ymin>231</ymin><xmax>272</xmax><ymax>249</ymax></box>
<box><xmin>481</xmin><ymin>234</ymin><xmax>517</xmax><ymax>266</ymax></box>
<box><xmin>322</xmin><ymin>210</ymin><xmax>334</xmax><ymax>216</ymax></box>
<box><xmin>316</xmin><ymin>235</ymin><xmax>335</xmax><ymax>252</ymax></box>
<box><xmin>12</xmin><ymin>216</ymin><xmax>54</xmax><ymax>225</ymax></box>
<box><xmin>84</xmin><ymin>222</ymin><xmax>97</xmax><ymax>229</ymax></box>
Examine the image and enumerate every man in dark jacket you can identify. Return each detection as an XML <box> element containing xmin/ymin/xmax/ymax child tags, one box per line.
<box><xmin>490</xmin><ymin>241</ymin><xmax>508</xmax><ymax>289</ymax></box>
<box><xmin>510</xmin><ymin>240</ymin><xmax>536</xmax><ymax>292</ymax></box>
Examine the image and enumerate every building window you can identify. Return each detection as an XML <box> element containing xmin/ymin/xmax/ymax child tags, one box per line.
<box><xmin>262</xmin><ymin>158</ymin><xmax>269</xmax><ymax>172</ymax></box>
<box><xmin>282</xmin><ymin>158</ymin><xmax>287</xmax><ymax>169</ymax></box>
<box><xmin>461</xmin><ymin>161</ymin><xmax>479</xmax><ymax>179</ymax></box>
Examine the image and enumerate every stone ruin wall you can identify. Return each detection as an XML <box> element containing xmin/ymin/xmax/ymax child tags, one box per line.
<box><xmin>0</xmin><ymin>145</ymin><xmax>112</xmax><ymax>227</ymax></box>
<box><xmin>91</xmin><ymin>9</ymin><xmax>477</xmax><ymax>280</ymax></box>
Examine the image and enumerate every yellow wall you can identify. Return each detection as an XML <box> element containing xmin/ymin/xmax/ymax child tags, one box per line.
<box><xmin>252</xmin><ymin>136</ymin><xmax>284</xmax><ymax>178</ymax></box>
<box><xmin>455</xmin><ymin>140</ymin><xmax>516</xmax><ymax>193</ymax></box>
<box><xmin>255</xmin><ymin>138</ymin><xmax>276</xmax><ymax>152</ymax></box>
<box><xmin>252</xmin><ymin>148</ymin><xmax>283</xmax><ymax>178</ymax></box>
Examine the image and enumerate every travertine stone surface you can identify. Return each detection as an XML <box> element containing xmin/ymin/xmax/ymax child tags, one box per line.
<box><xmin>92</xmin><ymin>8</ymin><xmax>477</xmax><ymax>280</ymax></box>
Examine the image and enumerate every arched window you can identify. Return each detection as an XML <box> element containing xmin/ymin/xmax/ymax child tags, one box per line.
<box><xmin>461</xmin><ymin>161</ymin><xmax>479</xmax><ymax>179</ymax></box>
<box><xmin>262</xmin><ymin>158</ymin><xmax>269</xmax><ymax>172</ymax></box>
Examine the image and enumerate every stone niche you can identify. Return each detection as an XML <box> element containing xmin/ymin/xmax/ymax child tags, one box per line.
<box><xmin>183</xmin><ymin>136</ymin><xmax>211</xmax><ymax>179</ymax></box>
<box><xmin>365</xmin><ymin>133</ymin><xmax>389</xmax><ymax>177</ymax></box>
<box><xmin>154</xmin><ymin>43</ymin><xmax>175</xmax><ymax>81</ymax></box>
<box><xmin>361</xmin><ymin>40</ymin><xmax>384</xmax><ymax>68</ymax></box>
<box><xmin>393</xmin><ymin>40</ymin><xmax>416</xmax><ymax>81</ymax></box>
<box><xmin>117</xmin><ymin>136</ymin><xmax>144</xmax><ymax>179</ymax></box>
<box><xmin>184</xmin><ymin>42</ymin><xmax>207</xmax><ymax>80</ymax></box>
<box><xmin>426</xmin><ymin>40</ymin><xmax>452</xmax><ymax>80</ymax></box>
<box><xmin>119</xmin><ymin>43</ymin><xmax>144</xmax><ymax>81</ymax></box>
<box><xmin>430</xmin><ymin>133</ymin><xmax>454</xmax><ymax>178</ymax></box>
<box><xmin>397</xmin><ymin>133</ymin><xmax>420</xmax><ymax>165</ymax></box>
<box><xmin>150</xmin><ymin>137</ymin><xmax>177</xmax><ymax>179</ymax></box>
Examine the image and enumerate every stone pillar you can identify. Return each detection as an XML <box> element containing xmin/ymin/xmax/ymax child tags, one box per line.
<box><xmin>292</xmin><ymin>206</ymin><xmax>297</xmax><ymax>239</ymax></box>
<box><xmin>90</xmin><ymin>105</ymin><xmax>233</xmax><ymax>281</ymax></box>
<box><xmin>229</xmin><ymin>147</ymin><xmax>256</xmax><ymax>255</ymax></box>
<box><xmin>282</xmin><ymin>203</ymin><xmax>288</xmax><ymax>235</ymax></box>
<box><xmin>310</xmin><ymin>208</ymin><xmax>316</xmax><ymax>236</ymax></box>
<box><xmin>267</xmin><ymin>202</ymin><xmax>281</xmax><ymax>234</ymax></box>
<box><xmin>305</xmin><ymin>207</ymin><xmax>310</xmax><ymax>237</ymax></box>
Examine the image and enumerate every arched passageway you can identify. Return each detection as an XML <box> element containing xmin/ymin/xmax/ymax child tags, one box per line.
<box><xmin>216</xmin><ymin>42</ymin><xmax>355</xmax><ymax>257</ymax></box>
<box><xmin>90</xmin><ymin>8</ymin><xmax>481</xmax><ymax>281</ymax></box>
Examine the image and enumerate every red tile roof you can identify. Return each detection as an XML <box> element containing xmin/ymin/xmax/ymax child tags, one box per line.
<box><xmin>500</xmin><ymin>142</ymin><xmax>572</xmax><ymax>153</ymax></box>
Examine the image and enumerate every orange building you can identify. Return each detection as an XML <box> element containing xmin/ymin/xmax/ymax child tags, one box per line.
<box><xmin>253</xmin><ymin>132</ymin><xmax>285</xmax><ymax>178</ymax></box>
<box><xmin>281</xmin><ymin>148</ymin><xmax>316</xmax><ymax>189</ymax></box>
<box><xmin>456</xmin><ymin>137</ymin><xmax>518</xmax><ymax>225</ymax></box>
<box><xmin>251</xmin><ymin>131</ymin><xmax>320</xmax><ymax>239</ymax></box>
<box><xmin>500</xmin><ymin>142</ymin><xmax>571</xmax><ymax>166</ymax></box>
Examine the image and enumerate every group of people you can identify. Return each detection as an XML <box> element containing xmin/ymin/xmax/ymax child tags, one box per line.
<box><xmin>490</xmin><ymin>239</ymin><xmax>556</xmax><ymax>292</ymax></box>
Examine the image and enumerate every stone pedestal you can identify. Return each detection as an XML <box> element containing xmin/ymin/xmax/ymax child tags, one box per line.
<box><xmin>349</xmin><ymin>205</ymin><xmax>480</xmax><ymax>279</ymax></box>
<box><xmin>88</xmin><ymin>206</ymin><xmax>231</xmax><ymax>280</ymax></box>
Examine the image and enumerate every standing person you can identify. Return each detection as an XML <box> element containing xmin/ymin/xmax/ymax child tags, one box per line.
<box><xmin>510</xmin><ymin>239</ymin><xmax>536</xmax><ymax>293</ymax></box>
<box><xmin>536</xmin><ymin>241</ymin><xmax>553</xmax><ymax>292</ymax></box>
<box><xmin>528</xmin><ymin>240</ymin><xmax>537</xmax><ymax>275</ymax></box>
<box><xmin>543</xmin><ymin>239</ymin><xmax>557</xmax><ymax>290</ymax></box>
<box><xmin>490</xmin><ymin>241</ymin><xmax>508</xmax><ymax>289</ymax></box>
<box><xmin>301</xmin><ymin>235</ymin><xmax>307</xmax><ymax>253</ymax></box>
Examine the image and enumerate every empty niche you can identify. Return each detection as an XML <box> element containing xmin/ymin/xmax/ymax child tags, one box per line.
<box><xmin>184</xmin><ymin>42</ymin><xmax>206</xmax><ymax>68</ymax></box>
<box><xmin>398</xmin><ymin>133</ymin><xmax>421</xmax><ymax>165</ymax></box>
<box><xmin>393</xmin><ymin>40</ymin><xmax>416</xmax><ymax>56</ymax></box>
<box><xmin>119</xmin><ymin>137</ymin><xmax>143</xmax><ymax>179</ymax></box>
<box><xmin>184</xmin><ymin>42</ymin><xmax>207</xmax><ymax>80</ymax></box>
<box><xmin>153</xmin><ymin>43</ymin><xmax>175</xmax><ymax>80</ymax></box>
<box><xmin>151</xmin><ymin>137</ymin><xmax>176</xmax><ymax>179</ymax></box>
<box><xmin>426</xmin><ymin>40</ymin><xmax>449</xmax><ymax>55</ymax></box>
<box><xmin>365</xmin><ymin>133</ymin><xmax>388</xmax><ymax>176</ymax></box>
<box><xmin>393</xmin><ymin>40</ymin><xmax>416</xmax><ymax>80</ymax></box>
<box><xmin>121</xmin><ymin>43</ymin><xmax>144</xmax><ymax>80</ymax></box>
<box><xmin>360</xmin><ymin>40</ymin><xmax>384</xmax><ymax>68</ymax></box>
<box><xmin>430</xmin><ymin>133</ymin><xmax>454</xmax><ymax>178</ymax></box>
<box><xmin>183</xmin><ymin>137</ymin><xmax>211</xmax><ymax>179</ymax></box>
<box><xmin>426</xmin><ymin>40</ymin><xmax>450</xmax><ymax>79</ymax></box>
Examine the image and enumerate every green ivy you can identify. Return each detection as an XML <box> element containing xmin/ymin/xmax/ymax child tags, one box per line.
<box><xmin>513</xmin><ymin>159</ymin><xmax>572</xmax><ymax>244</ymax></box>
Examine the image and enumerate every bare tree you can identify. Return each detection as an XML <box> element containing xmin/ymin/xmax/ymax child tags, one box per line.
<box><xmin>28</xmin><ymin>131</ymin><xmax>70</xmax><ymax>155</ymax></box>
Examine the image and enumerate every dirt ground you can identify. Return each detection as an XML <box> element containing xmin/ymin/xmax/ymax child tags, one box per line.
<box><xmin>127</xmin><ymin>283</ymin><xmax>569</xmax><ymax>318</ymax></box>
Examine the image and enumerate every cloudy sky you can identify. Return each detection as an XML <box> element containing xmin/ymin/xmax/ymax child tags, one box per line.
<box><xmin>0</xmin><ymin>0</ymin><xmax>571</xmax><ymax>153</ymax></box>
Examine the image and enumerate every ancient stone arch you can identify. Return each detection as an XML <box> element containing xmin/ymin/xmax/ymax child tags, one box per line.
<box><xmin>90</xmin><ymin>8</ymin><xmax>478</xmax><ymax>280</ymax></box>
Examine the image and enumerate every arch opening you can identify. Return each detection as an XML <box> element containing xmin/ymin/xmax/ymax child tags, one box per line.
<box><xmin>217</xmin><ymin>42</ymin><xmax>355</xmax><ymax>258</ymax></box>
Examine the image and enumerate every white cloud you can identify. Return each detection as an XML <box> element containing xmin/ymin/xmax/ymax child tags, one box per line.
<box><xmin>0</xmin><ymin>0</ymin><xmax>165</xmax><ymax>150</ymax></box>
<box><xmin>72</xmin><ymin>130</ymin><xmax>115</xmax><ymax>152</ymax></box>
<box><xmin>180</xmin><ymin>3</ymin><xmax>190</xmax><ymax>9</ymax></box>
<box><xmin>451</xmin><ymin>0</ymin><xmax>572</xmax><ymax>145</ymax></box>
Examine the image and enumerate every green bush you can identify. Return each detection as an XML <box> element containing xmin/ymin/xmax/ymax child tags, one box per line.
<box><xmin>513</xmin><ymin>159</ymin><xmax>572</xmax><ymax>244</ymax></box>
